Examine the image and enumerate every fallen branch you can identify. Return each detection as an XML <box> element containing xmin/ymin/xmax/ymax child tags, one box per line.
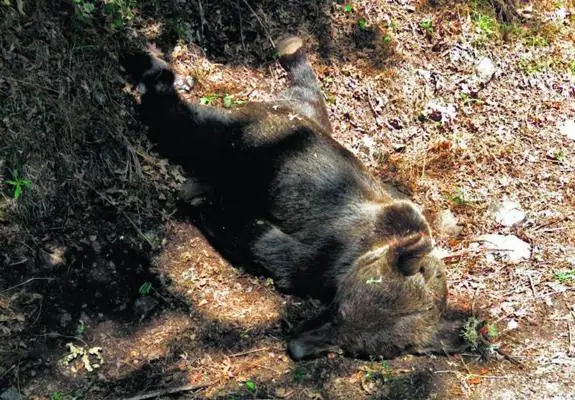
<box><xmin>121</xmin><ymin>383</ymin><xmax>212</xmax><ymax>400</ymax></box>
<box><xmin>230</xmin><ymin>347</ymin><xmax>269</xmax><ymax>357</ymax></box>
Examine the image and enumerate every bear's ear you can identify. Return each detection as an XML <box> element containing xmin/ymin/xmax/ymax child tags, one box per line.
<box><xmin>120</xmin><ymin>49</ymin><xmax>173</xmax><ymax>87</ymax></box>
<box><xmin>388</xmin><ymin>233</ymin><xmax>434</xmax><ymax>276</ymax></box>
<box><xmin>376</xmin><ymin>201</ymin><xmax>431</xmax><ymax>238</ymax></box>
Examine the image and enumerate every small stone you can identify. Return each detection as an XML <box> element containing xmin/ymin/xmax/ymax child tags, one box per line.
<box><xmin>476</xmin><ymin>234</ymin><xmax>531</xmax><ymax>263</ymax></box>
<box><xmin>507</xmin><ymin>319</ymin><xmax>519</xmax><ymax>331</ymax></box>
<box><xmin>559</xmin><ymin>118</ymin><xmax>575</xmax><ymax>140</ymax></box>
<box><xmin>434</xmin><ymin>209</ymin><xmax>462</xmax><ymax>238</ymax></box>
<box><xmin>475</xmin><ymin>57</ymin><xmax>496</xmax><ymax>82</ymax></box>
<box><xmin>493</xmin><ymin>199</ymin><xmax>525</xmax><ymax>227</ymax></box>
<box><xmin>38</xmin><ymin>245</ymin><xmax>66</xmax><ymax>268</ymax></box>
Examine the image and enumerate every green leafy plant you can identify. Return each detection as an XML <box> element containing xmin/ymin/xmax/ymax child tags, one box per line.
<box><xmin>473</xmin><ymin>13</ymin><xmax>497</xmax><ymax>37</ymax></box>
<box><xmin>200</xmin><ymin>94</ymin><xmax>217</xmax><ymax>105</ymax></box>
<box><xmin>50</xmin><ymin>392</ymin><xmax>64</xmax><ymax>400</ymax></box>
<box><xmin>139</xmin><ymin>281</ymin><xmax>153</xmax><ymax>296</ymax></box>
<box><xmin>365</xmin><ymin>358</ymin><xmax>393</xmax><ymax>382</ymax></box>
<box><xmin>366</xmin><ymin>277</ymin><xmax>382</xmax><ymax>284</ymax></box>
<box><xmin>568</xmin><ymin>60</ymin><xmax>575</xmax><ymax>76</ymax></box>
<box><xmin>357</xmin><ymin>18</ymin><xmax>367</xmax><ymax>30</ymax></box>
<box><xmin>76</xmin><ymin>320</ymin><xmax>87</xmax><ymax>336</ymax></box>
<box><xmin>6</xmin><ymin>169</ymin><xmax>32</xmax><ymax>200</ymax></box>
<box><xmin>463</xmin><ymin>317</ymin><xmax>481</xmax><ymax>350</ymax></box>
<box><xmin>243</xmin><ymin>379</ymin><xmax>256</xmax><ymax>393</ymax></box>
<box><xmin>555</xmin><ymin>269</ymin><xmax>575</xmax><ymax>283</ymax></box>
<box><xmin>344</xmin><ymin>3</ymin><xmax>353</xmax><ymax>12</ymax></box>
<box><xmin>419</xmin><ymin>18</ymin><xmax>433</xmax><ymax>33</ymax></box>
<box><xmin>103</xmin><ymin>0</ymin><xmax>136</xmax><ymax>29</ymax></box>
<box><xmin>382</xmin><ymin>35</ymin><xmax>392</xmax><ymax>44</ymax></box>
<box><xmin>74</xmin><ymin>0</ymin><xmax>96</xmax><ymax>21</ymax></box>
<box><xmin>450</xmin><ymin>187</ymin><xmax>468</xmax><ymax>206</ymax></box>
<box><xmin>223</xmin><ymin>94</ymin><xmax>246</xmax><ymax>108</ymax></box>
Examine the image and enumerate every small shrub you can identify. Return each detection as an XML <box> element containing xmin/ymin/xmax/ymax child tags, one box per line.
<box><xmin>555</xmin><ymin>269</ymin><xmax>575</xmax><ymax>283</ymax></box>
<box><xmin>419</xmin><ymin>18</ymin><xmax>433</xmax><ymax>34</ymax></box>
<box><xmin>50</xmin><ymin>393</ymin><xmax>64</xmax><ymax>400</ymax></box>
<box><xmin>5</xmin><ymin>169</ymin><xmax>31</xmax><ymax>200</ymax></box>
<box><xmin>76</xmin><ymin>320</ymin><xmax>87</xmax><ymax>336</ymax></box>
<box><xmin>103</xmin><ymin>0</ymin><xmax>137</xmax><ymax>29</ymax></box>
<box><xmin>138</xmin><ymin>281</ymin><xmax>153</xmax><ymax>295</ymax></box>
<box><xmin>74</xmin><ymin>0</ymin><xmax>96</xmax><ymax>21</ymax></box>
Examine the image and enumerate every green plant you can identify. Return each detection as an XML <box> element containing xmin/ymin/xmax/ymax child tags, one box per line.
<box><xmin>473</xmin><ymin>13</ymin><xmax>497</xmax><ymax>37</ymax></box>
<box><xmin>76</xmin><ymin>320</ymin><xmax>87</xmax><ymax>336</ymax></box>
<box><xmin>555</xmin><ymin>150</ymin><xmax>565</xmax><ymax>162</ymax></box>
<box><xmin>568</xmin><ymin>60</ymin><xmax>575</xmax><ymax>75</ymax></box>
<box><xmin>450</xmin><ymin>187</ymin><xmax>468</xmax><ymax>206</ymax></box>
<box><xmin>382</xmin><ymin>34</ymin><xmax>392</xmax><ymax>44</ymax></box>
<box><xmin>344</xmin><ymin>3</ymin><xmax>353</xmax><ymax>12</ymax></box>
<box><xmin>555</xmin><ymin>269</ymin><xmax>575</xmax><ymax>283</ymax></box>
<box><xmin>223</xmin><ymin>94</ymin><xmax>245</xmax><ymax>108</ymax></box>
<box><xmin>74</xmin><ymin>0</ymin><xmax>96</xmax><ymax>21</ymax></box>
<box><xmin>6</xmin><ymin>169</ymin><xmax>31</xmax><ymax>200</ymax></box>
<box><xmin>200</xmin><ymin>94</ymin><xmax>217</xmax><ymax>105</ymax></box>
<box><xmin>463</xmin><ymin>317</ymin><xmax>481</xmax><ymax>350</ymax></box>
<box><xmin>103</xmin><ymin>0</ymin><xmax>136</xmax><ymax>29</ymax></box>
<box><xmin>365</xmin><ymin>359</ymin><xmax>393</xmax><ymax>382</ymax></box>
<box><xmin>51</xmin><ymin>392</ymin><xmax>64</xmax><ymax>400</ymax></box>
<box><xmin>366</xmin><ymin>277</ymin><xmax>382</xmax><ymax>284</ymax></box>
<box><xmin>243</xmin><ymin>379</ymin><xmax>256</xmax><ymax>393</ymax></box>
<box><xmin>419</xmin><ymin>18</ymin><xmax>433</xmax><ymax>33</ymax></box>
<box><xmin>139</xmin><ymin>281</ymin><xmax>152</xmax><ymax>295</ymax></box>
<box><xmin>523</xmin><ymin>34</ymin><xmax>549</xmax><ymax>47</ymax></box>
<box><xmin>292</xmin><ymin>367</ymin><xmax>306</xmax><ymax>383</ymax></box>
<box><xmin>171</xmin><ymin>20</ymin><xmax>188</xmax><ymax>40</ymax></box>
<box><xmin>357</xmin><ymin>18</ymin><xmax>367</xmax><ymax>30</ymax></box>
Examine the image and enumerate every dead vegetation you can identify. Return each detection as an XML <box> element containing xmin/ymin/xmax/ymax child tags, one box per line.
<box><xmin>1</xmin><ymin>0</ymin><xmax>575</xmax><ymax>399</ymax></box>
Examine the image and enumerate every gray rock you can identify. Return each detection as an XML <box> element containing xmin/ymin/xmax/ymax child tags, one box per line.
<box><xmin>476</xmin><ymin>57</ymin><xmax>497</xmax><ymax>82</ymax></box>
<box><xmin>475</xmin><ymin>234</ymin><xmax>531</xmax><ymax>263</ymax></box>
<box><xmin>434</xmin><ymin>209</ymin><xmax>462</xmax><ymax>238</ymax></box>
<box><xmin>493</xmin><ymin>199</ymin><xmax>525</xmax><ymax>227</ymax></box>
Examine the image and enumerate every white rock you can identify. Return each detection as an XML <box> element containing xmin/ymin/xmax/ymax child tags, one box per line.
<box><xmin>559</xmin><ymin>119</ymin><xmax>575</xmax><ymax>140</ymax></box>
<box><xmin>476</xmin><ymin>234</ymin><xmax>531</xmax><ymax>263</ymax></box>
<box><xmin>475</xmin><ymin>57</ymin><xmax>497</xmax><ymax>82</ymax></box>
<box><xmin>434</xmin><ymin>209</ymin><xmax>462</xmax><ymax>238</ymax></box>
<box><xmin>423</xmin><ymin>101</ymin><xmax>457</xmax><ymax>124</ymax></box>
<box><xmin>493</xmin><ymin>199</ymin><xmax>525</xmax><ymax>227</ymax></box>
<box><xmin>507</xmin><ymin>319</ymin><xmax>519</xmax><ymax>331</ymax></box>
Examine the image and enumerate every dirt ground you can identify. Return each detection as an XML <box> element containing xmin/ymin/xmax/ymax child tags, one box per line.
<box><xmin>1</xmin><ymin>0</ymin><xmax>575</xmax><ymax>399</ymax></box>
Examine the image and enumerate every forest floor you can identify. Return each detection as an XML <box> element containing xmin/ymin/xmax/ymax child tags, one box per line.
<box><xmin>1</xmin><ymin>0</ymin><xmax>575</xmax><ymax>399</ymax></box>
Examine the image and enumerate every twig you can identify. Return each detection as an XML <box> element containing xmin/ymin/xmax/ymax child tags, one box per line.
<box><xmin>527</xmin><ymin>273</ymin><xmax>537</xmax><ymax>298</ymax></box>
<box><xmin>239</xmin><ymin>0</ymin><xmax>275</xmax><ymax>47</ymax></box>
<box><xmin>230</xmin><ymin>347</ymin><xmax>269</xmax><ymax>357</ymax></box>
<box><xmin>121</xmin><ymin>383</ymin><xmax>212</xmax><ymax>400</ymax></box>
<box><xmin>236</xmin><ymin>0</ymin><xmax>246</xmax><ymax>51</ymax></box>
<box><xmin>569</xmin><ymin>309</ymin><xmax>575</xmax><ymax>357</ymax></box>
<box><xmin>0</xmin><ymin>278</ymin><xmax>54</xmax><ymax>294</ymax></box>
<box><xmin>3</xmin><ymin>77</ymin><xmax>60</xmax><ymax>95</ymax></box>
<box><xmin>197</xmin><ymin>0</ymin><xmax>207</xmax><ymax>38</ymax></box>
<box><xmin>495</xmin><ymin>347</ymin><xmax>524</xmax><ymax>367</ymax></box>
